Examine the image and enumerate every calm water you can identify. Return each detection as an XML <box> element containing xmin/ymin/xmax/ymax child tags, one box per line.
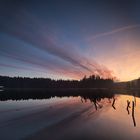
<box><xmin>0</xmin><ymin>90</ymin><xmax>140</xmax><ymax>140</ymax></box>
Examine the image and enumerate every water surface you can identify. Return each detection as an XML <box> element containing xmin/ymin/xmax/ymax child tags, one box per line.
<box><xmin>0</xmin><ymin>90</ymin><xmax>140</xmax><ymax>140</ymax></box>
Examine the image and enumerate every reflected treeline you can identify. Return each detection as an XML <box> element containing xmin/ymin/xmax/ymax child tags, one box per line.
<box><xmin>0</xmin><ymin>88</ymin><xmax>114</xmax><ymax>101</ymax></box>
<box><xmin>0</xmin><ymin>75</ymin><xmax>113</xmax><ymax>89</ymax></box>
<box><xmin>80</xmin><ymin>90</ymin><xmax>114</xmax><ymax>110</ymax></box>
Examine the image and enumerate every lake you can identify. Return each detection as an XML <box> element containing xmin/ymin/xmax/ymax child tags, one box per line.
<box><xmin>0</xmin><ymin>89</ymin><xmax>140</xmax><ymax>140</ymax></box>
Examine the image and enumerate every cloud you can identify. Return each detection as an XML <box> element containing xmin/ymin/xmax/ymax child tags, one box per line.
<box><xmin>88</xmin><ymin>24</ymin><xmax>140</xmax><ymax>41</ymax></box>
<box><xmin>0</xmin><ymin>11</ymin><xmax>115</xmax><ymax>79</ymax></box>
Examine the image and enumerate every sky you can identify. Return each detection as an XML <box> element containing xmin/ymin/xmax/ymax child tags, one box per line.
<box><xmin>0</xmin><ymin>0</ymin><xmax>140</xmax><ymax>81</ymax></box>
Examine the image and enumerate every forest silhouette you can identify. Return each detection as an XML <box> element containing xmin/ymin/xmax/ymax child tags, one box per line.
<box><xmin>0</xmin><ymin>75</ymin><xmax>113</xmax><ymax>89</ymax></box>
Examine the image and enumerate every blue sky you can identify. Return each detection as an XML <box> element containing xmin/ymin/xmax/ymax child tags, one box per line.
<box><xmin>0</xmin><ymin>0</ymin><xmax>140</xmax><ymax>81</ymax></box>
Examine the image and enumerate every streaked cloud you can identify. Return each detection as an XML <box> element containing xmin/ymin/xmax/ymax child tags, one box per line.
<box><xmin>0</xmin><ymin>11</ymin><xmax>114</xmax><ymax>79</ymax></box>
<box><xmin>88</xmin><ymin>24</ymin><xmax>140</xmax><ymax>41</ymax></box>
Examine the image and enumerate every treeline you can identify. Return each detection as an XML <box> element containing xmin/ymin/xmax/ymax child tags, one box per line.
<box><xmin>0</xmin><ymin>75</ymin><xmax>114</xmax><ymax>88</ymax></box>
<box><xmin>127</xmin><ymin>78</ymin><xmax>140</xmax><ymax>89</ymax></box>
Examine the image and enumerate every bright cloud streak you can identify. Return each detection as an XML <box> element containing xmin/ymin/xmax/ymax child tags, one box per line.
<box><xmin>88</xmin><ymin>24</ymin><xmax>140</xmax><ymax>40</ymax></box>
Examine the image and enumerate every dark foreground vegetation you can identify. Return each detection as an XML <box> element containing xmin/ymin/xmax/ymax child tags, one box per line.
<box><xmin>0</xmin><ymin>75</ymin><xmax>113</xmax><ymax>89</ymax></box>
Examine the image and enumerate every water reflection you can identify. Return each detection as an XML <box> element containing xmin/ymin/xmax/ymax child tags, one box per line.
<box><xmin>78</xmin><ymin>93</ymin><xmax>138</xmax><ymax>128</ymax></box>
<box><xmin>125</xmin><ymin>97</ymin><xmax>136</xmax><ymax>127</ymax></box>
<box><xmin>0</xmin><ymin>89</ymin><xmax>115</xmax><ymax>101</ymax></box>
<box><xmin>112</xmin><ymin>98</ymin><xmax>116</xmax><ymax>110</ymax></box>
<box><xmin>126</xmin><ymin>100</ymin><xmax>131</xmax><ymax>114</ymax></box>
<box><xmin>132</xmin><ymin>100</ymin><xmax>136</xmax><ymax>127</ymax></box>
<box><xmin>1</xmin><ymin>89</ymin><xmax>140</xmax><ymax>140</ymax></box>
<box><xmin>0</xmin><ymin>89</ymin><xmax>140</xmax><ymax>128</ymax></box>
<box><xmin>80</xmin><ymin>93</ymin><xmax>111</xmax><ymax>110</ymax></box>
